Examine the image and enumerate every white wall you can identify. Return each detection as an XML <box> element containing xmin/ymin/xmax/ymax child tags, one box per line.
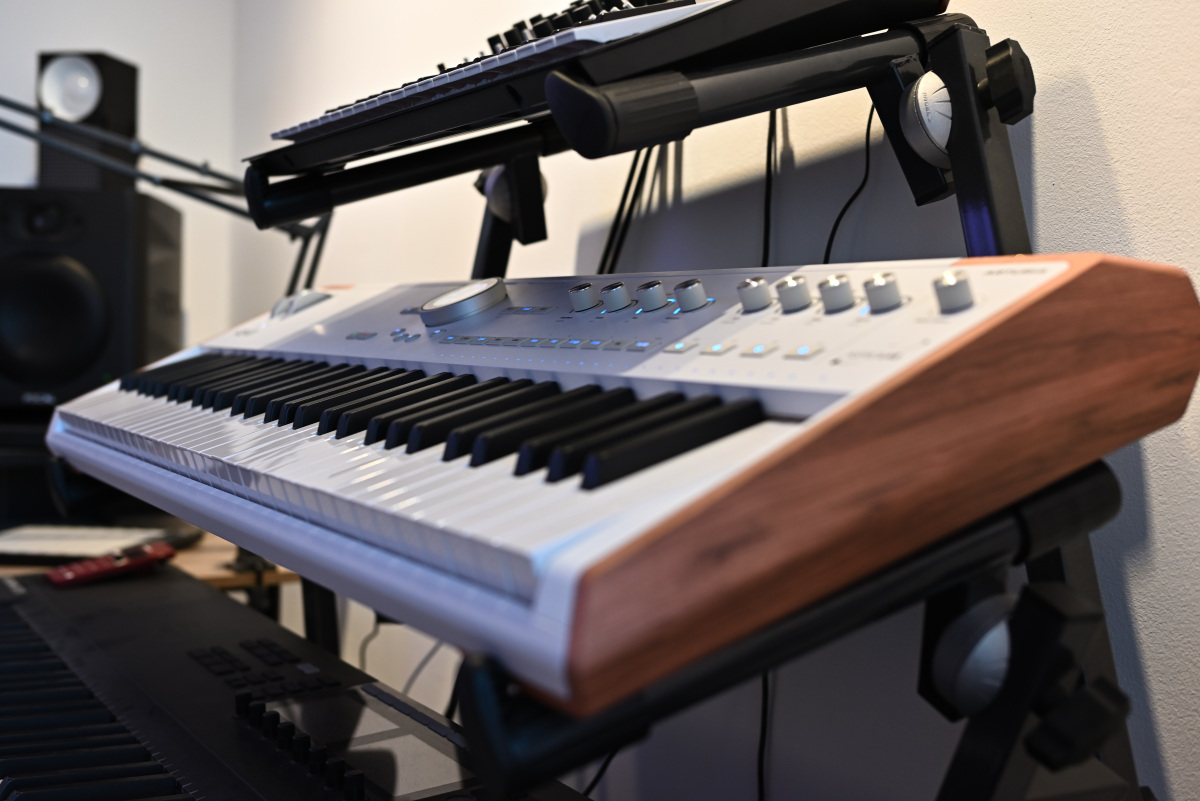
<box><xmin>0</xmin><ymin>0</ymin><xmax>239</xmax><ymax>344</ymax></box>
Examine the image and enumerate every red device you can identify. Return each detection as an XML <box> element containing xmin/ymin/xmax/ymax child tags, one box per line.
<box><xmin>47</xmin><ymin>541</ymin><xmax>176</xmax><ymax>587</ymax></box>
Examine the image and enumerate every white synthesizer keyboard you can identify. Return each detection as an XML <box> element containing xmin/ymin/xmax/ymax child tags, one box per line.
<box><xmin>47</xmin><ymin>254</ymin><xmax>1200</xmax><ymax>715</ymax></box>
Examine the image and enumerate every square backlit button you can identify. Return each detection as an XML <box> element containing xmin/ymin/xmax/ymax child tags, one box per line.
<box><xmin>438</xmin><ymin>335</ymin><xmax>464</xmax><ymax>344</ymax></box>
<box><xmin>500</xmin><ymin>337</ymin><xmax>526</xmax><ymax>347</ymax></box>
<box><xmin>521</xmin><ymin>338</ymin><xmax>543</xmax><ymax>347</ymax></box>
<box><xmin>626</xmin><ymin>340</ymin><xmax>656</xmax><ymax>352</ymax></box>
<box><xmin>580</xmin><ymin>339</ymin><xmax>606</xmax><ymax>350</ymax></box>
<box><xmin>741</xmin><ymin>344</ymin><xmax>776</xmax><ymax>358</ymax></box>
<box><xmin>558</xmin><ymin>338</ymin><xmax>584</xmax><ymax>349</ymax></box>
<box><xmin>604</xmin><ymin>340</ymin><xmax>629</xmax><ymax>351</ymax></box>
<box><xmin>664</xmin><ymin>340</ymin><xmax>696</xmax><ymax>354</ymax></box>
<box><xmin>784</xmin><ymin>344</ymin><xmax>824</xmax><ymax>360</ymax></box>
<box><xmin>700</xmin><ymin>342</ymin><xmax>735</xmax><ymax>356</ymax></box>
<box><xmin>468</xmin><ymin>336</ymin><xmax>491</xmax><ymax>345</ymax></box>
<box><xmin>538</xmin><ymin>338</ymin><xmax>564</xmax><ymax>348</ymax></box>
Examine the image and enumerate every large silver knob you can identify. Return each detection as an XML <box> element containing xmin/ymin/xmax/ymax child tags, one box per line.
<box><xmin>568</xmin><ymin>282</ymin><xmax>601</xmax><ymax>312</ymax></box>
<box><xmin>737</xmin><ymin>276</ymin><xmax>772</xmax><ymax>313</ymax></box>
<box><xmin>600</xmin><ymin>281</ymin><xmax>633</xmax><ymax>312</ymax></box>
<box><xmin>818</xmin><ymin>274</ymin><xmax>855</xmax><ymax>313</ymax></box>
<box><xmin>636</xmin><ymin>280</ymin><xmax>669</xmax><ymax>311</ymax></box>
<box><xmin>934</xmin><ymin>270</ymin><xmax>974</xmax><ymax>313</ymax></box>
<box><xmin>864</xmin><ymin>272</ymin><xmax>903</xmax><ymax>313</ymax></box>
<box><xmin>419</xmin><ymin>277</ymin><xmax>508</xmax><ymax>325</ymax></box>
<box><xmin>673</xmin><ymin>278</ymin><xmax>709</xmax><ymax>312</ymax></box>
<box><xmin>775</xmin><ymin>276</ymin><xmax>813</xmax><ymax>313</ymax></box>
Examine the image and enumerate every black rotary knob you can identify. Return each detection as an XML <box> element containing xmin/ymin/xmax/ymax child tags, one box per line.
<box><xmin>260</xmin><ymin>710</ymin><xmax>280</xmax><ymax>738</ymax></box>
<box><xmin>247</xmin><ymin>701</ymin><xmax>266</xmax><ymax>726</ymax></box>
<box><xmin>984</xmin><ymin>39</ymin><xmax>1035</xmax><ymax>125</ymax></box>
<box><xmin>308</xmin><ymin>744</ymin><xmax>328</xmax><ymax>776</ymax></box>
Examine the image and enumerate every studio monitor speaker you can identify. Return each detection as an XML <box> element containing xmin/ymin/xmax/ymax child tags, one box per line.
<box><xmin>0</xmin><ymin>188</ymin><xmax>182</xmax><ymax>411</ymax></box>
<box><xmin>37</xmin><ymin>52</ymin><xmax>138</xmax><ymax>191</ymax></box>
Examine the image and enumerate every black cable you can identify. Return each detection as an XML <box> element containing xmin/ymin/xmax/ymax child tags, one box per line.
<box><xmin>606</xmin><ymin>143</ymin><xmax>658</xmax><ymax>275</ymax></box>
<box><xmin>823</xmin><ymin>106</ymin><xmax>875</xmax><ymax>265</ymax></box>
<box><xmin>598</xmin><ymin>149</ymin><xmax>644</xmax><ymax>274</ymax></box>
<box><xmin>762</xmin><ymin>110</ymin><xmax>777</xmax><ymax>268</ymax></box>
<box><xmin>757</xmin><ymin>672</ymin><xmax>771</xmax><ymax>801</ymax></box>
<box><xmin>584</xmin><ymin>748</ymin><xmax>619</xmax><ymax>797</ymax></box>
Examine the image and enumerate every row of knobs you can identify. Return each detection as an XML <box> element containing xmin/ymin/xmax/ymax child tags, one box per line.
<box><xmin>569</xmin><ymin>271</ymin><xmax>974</xmax><ymax>316</ymax></box>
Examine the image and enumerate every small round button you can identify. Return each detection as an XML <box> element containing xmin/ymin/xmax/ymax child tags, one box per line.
<box><xmin>568</xmin><ymin>282</ymin><xmax>601</xmax><ymax>311</ymax></box>
<box><xmin>636</xmin><ymin>280</ymin><xmax>669</xmax><ymax>311</ymax></box>
<box><xmin>600</xmin><ymin>282</ymin><xmax>633</xmax><ymax>312</ymax></box>
<box><xmin>864</xmin><ymin>272</ymin><xmax>903</xmax><ymax>313</ymax></box>
<box><xmin>737</xmin><ymin>277</ymin><xmax>772</xmax><ymax>313</ymax></box>
<box><xmin>818</xmin><ymin>274</ymin><xmax>855</xmax><ymax>313</ymax></box>
<box><xmin>674</xmin><ymin>278</ymin><xmax>709</xmax><ymax>312</ymax></box>
<box><xmin>776</xmin><ymin>276</ymin><xmax>813</xmax><ymax>313</ymax></box>
<box><xmin>935</xmin><ymin>270</ymin><xmax>974</xmax><ymax>313</ymax></box>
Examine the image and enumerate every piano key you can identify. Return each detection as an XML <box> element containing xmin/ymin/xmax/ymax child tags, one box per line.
<box><xmin>546</xmin><ymin>395</ymin><xmax>720</xmax><ymax>481</ymax></box>
<box><xmin>292</xmin><ymin>370</ymin><xmax>427</xmax><ymax>430</ymax></box>
<box><xmin>514</xmin><ymin>391</ymin><xmax>683</xmax><ymax>475</ymax></box>
<box><xmin>0</xmin><ymin>733</ymin><xmax>138</xmax><ymax>758</ymax></box>
<box><xmin>374</xmin><ymin>378</ymin><xmax>514</xmax><ymax>448</ymax></box>
<box><xmin>168</xmin><ymin>359</ymin><xmax>283</xmax><ymax>403</ymax></box>
<box><xmin>444</xmin><ymin>384</ymin><xmax>600</xmax><ymax>461</ymax></box>
<box><xmin>405</xmin><ymin>381</ymin><xmax>556</xmax><ymax>453</ymax></box>
<box><xmin>193</xmin><ymin>358</ymin><xmax>303</xmax><ymax>408</ymax></box>
<box><xmin>470</xmin><ymin>386</ymin><xmax>632</xmax><ymax>466</ymax></box>
<box><xmin>335</xmin><ymin>374</ymin><xmax>475</xmax><ymax>439</ymax></box>
<box><xmin>0</xmin><ymin>763</ymin><xmax>166</xmax><ymax>799</ymax></box>
<box><xmin>0</xmin><ymin>724</ymin><xmax>128</xmax><ymax>748</ymax></box>
<box><xmin>143</xmin><ymin>355</ymin><xmax>255</xmax><ymax>398</ymax></box>
<box><xmin>119</xmin><ymin>352</ymin><xmax>223</xmax><ymax>393</ymax></box>
<box><xmin>5</xmin><ymin>772</ymin><xmax>177</xmax><ymax>799</ymax></box>
<box><xmin>203</xmin><ymin>360</ymin><xmax>317</xmax><ymax>410</ymax></box>
<box><xmin>581</xmin><ymin>398</ymin><xmax>766</xmax><ymax>488</ymax></box>
<box><xmin>272</xmin><ymin>367</ymin><xmax>391</xmax><ymax>425</ymax></box>
<box><xmin>317</xmin><ymin>372</ymin><xmax>458</xmax><ymax>436</ymax></box>
<box><xmin>240</xmin><ymin>363</ymin><xmax>366</xmax><ymax>418</ymax></box>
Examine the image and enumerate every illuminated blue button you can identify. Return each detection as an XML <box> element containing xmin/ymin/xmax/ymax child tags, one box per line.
<box><xmin>740</xmin><ymin>344</ymin><xmax>776</xmax><ymax>358</ymax></box>
<box><xmin>700</xmin><ymin>342</ymin><xmax>735</xmax><ymax>356</ymax></box>
<box><xmin>392</xmin><ymin>328</ymin><xmax>406</xmax><ymax>336</ymax></box>
<box><xmin>521</xmin><ymin>338</ymin><xmax>542</xmax><ymax>347</ymax></box>
<box><xmin>438</xmin><ymin>335</ymin><xmax>461</xmax><ymax>344</ymax></box>
<box><xmin>468</xmin><ymin>336</ymin><xmax>490</xmax><ymax>345</ymax></box>
<box><xmin>626</xmin><ymin>340</ymin><xmax>655</xmax><ymax>353</ymax></box>
<box><xmin>784</xmin><ymin>344</ymin><xmax>824</xmax><ymax>360</ymax></box>
<box><xmin>538</xmin><ymin>338</ymin><xmax>564</xmax><ymax>348</ymax></box>
<box><xmin>664</xmin><ymin>340</ymin><xmax>696</xmax><ymax>354</ymax></box>
<box><xmin>579</xmin><ymin>339</ymin><xmax>606</xmax><ymax>350</ymax></box>
<box><xmin>559</xmin><ymin>339</ymin><xmax>584</xmax><ymax>349</ymax></box>
<box><xmin>405</xmin><ymin>333</ymin><xmax>421</xmax><ymax>342</ymax></box>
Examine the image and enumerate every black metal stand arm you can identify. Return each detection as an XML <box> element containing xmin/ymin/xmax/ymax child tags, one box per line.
<box><xmin>457</xmin><ymin>462</ymin><xmax>1150</xmax><ymax>801</ymax></box>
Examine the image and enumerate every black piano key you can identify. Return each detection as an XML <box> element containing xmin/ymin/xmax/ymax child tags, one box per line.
<box><xmin>159</xmin><ymin>357</ymin><xmax>262</xmax><ymax>402</ymax></box>
<box><xmin>445</xmin><ymin>385</ymin><xmax>600</xmax><ymax>461</ymax></box>
<box><xmin>335</xmin><ymin>374</ymin><xmax>474</xmax><ymax>439</ymax></box>
<box><xmin>0</xmin><ymin>725</ymin><xmax>125</xmax><ymax>748</ymax></box>
<box><xmin>317</xmin><ymin>372</ymin><xmax>457</xmax><ymax>436</ymax></box>
<box><xmin>7</xmin><ymin>772</ymin><xmax>177</xmax><ymax>800</ymax></box>
<box><xmin>515</xmin><ymin>391</ymin><xmax>683</xmax><ymax>475</ymax></box>
<box><xmin>272</xmin><ymin>367</ymin><xmax>391</xmax><ymax>425</ymax></box>
<box><xmin>381</xmin><ymin>379</ymin><xmax>517</xmax><ymax>449</ymax></box>
<box><xmin>0</xmin><ymin>659</ymin><xmax>66</xmax><ymax>675</ymax></box>
<box><xmin>120</xmin><ymin>352</ymin><xmax>222</xmax><ymax>393</ymax></box>
<box><xmin>546</xmin><ymin>395</ymin><xmax>719</xmax><ymax>482</ymax></box>
<box><xmin>189</xmin><ymin>358</ymin><xmax>292</xmax><ymax>407</ymax></box>
<box><xmin>292</xmin><ymin>370</ymin><xmax>426</xmax><ymax>430</ymax></box>
<box><xmin>581</xmin><ymin>399</ymin><xmax>765</xmax><ymax>489</ymax></box>
<box><xmin>0</xmin><ymin>706</ymin><xmax>112</xmax><ymax>733</ymax></box>
<box><xmin>241</xmin><ymin>364</ymin><xmax>365</xmax><ymax>419</ymax></box>
<box><xmin>0</xmin><ymin>763</ymin><xmax>165</xmax><ymax>799</ymax></box>
<box><xmin>408</xmin><ymin>381</ymin><xmax>560</xmax><ymax>454</ymax></box>
<box><xmin>472</xmin><ymin>387</ymin><xmax>633</xmax><ymax>466</ymax></box>
<box><xmin>134</xmin><ymin>353</ymin><xmax>241</xmax><ymax>395</ymax></box>
<box><xmin>0</xmin><ymin>687</ymin><xmax>92</xmax><ymax>706</ymax></box>
<box><xmin>168</xmin><ymin>359</ymin><xmax>282</xmax><ymax>403</ymax></box>
<box><xmin>143</xmin><ymin>355</ymin><xmax>254</xmax><ymax>397</ymax></box>
<box><xmin>0</xmin><ymin>733</ymin><xmax>137</xmax><ymax>758</ymax></box>
<box><xmin>0</xmin><ymin>744</ymin><xmax>147</xmax><ymax>776</ymax></box>
<box><xmin>201</xmin><ymin>360</ymin><xmax>316</xmax><ymax>410</ymax></box>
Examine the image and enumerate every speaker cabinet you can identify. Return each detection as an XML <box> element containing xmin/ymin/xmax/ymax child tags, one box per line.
<box><xmin>0</xmin><ymin>188</ymin><xmax>182</xmax><ymax>411</ymax></box>
<box><xmin>37</xmin><ymin>52</ymin><xmax>138</xmax><ymax>191</ymax></box>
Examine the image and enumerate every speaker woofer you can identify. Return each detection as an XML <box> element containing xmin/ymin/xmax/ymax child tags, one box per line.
<box><xmin>0</xmin><ymin>254</ymin><xmax>109</xmax><ymax>382</ymax></box>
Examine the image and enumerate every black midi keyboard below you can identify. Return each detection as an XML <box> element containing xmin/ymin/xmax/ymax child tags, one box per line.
<box><xmin>0</xmin><ymin>568</ymin><xmax>583</xmax><ymax>801</ymax></box>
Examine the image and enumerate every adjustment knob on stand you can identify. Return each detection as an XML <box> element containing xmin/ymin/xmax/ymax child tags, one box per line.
<box><xmin>982</xmin><ymin>39</ymin><xmax>1036</xmax><ymax>125</ymax></box>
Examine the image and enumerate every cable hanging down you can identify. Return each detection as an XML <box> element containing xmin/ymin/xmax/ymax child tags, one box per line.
<box><xmin>824</xmin><ymin>105</ymin><xmax>876</xmax><ymax>264</ymax></box>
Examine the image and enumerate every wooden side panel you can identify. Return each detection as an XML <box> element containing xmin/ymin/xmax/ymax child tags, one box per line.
<box><xmin>559</xmin><ymin>253</ymin><xmax>1200</xmax><ymax>716</ymax></box>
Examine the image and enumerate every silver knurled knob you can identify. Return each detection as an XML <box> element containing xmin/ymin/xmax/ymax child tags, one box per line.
<box><xmin>775</xmin><ymin>276</ymin><xmax>813</xmax><ymax>313</ymax></box>
<box><xmin>600</xmin><ymin>281</ymin><xmax>633</xmax><ymax>312</ymax></box>
<box><xmin>737</xmin><ymin>276</ymin><xmax>772</xmax><ymax>313</ymax></box>
<box><xmin>818</xmin><ymin>274</ymin><xmax>855</xmax><ymax>313</ymax></box>
<box><xmin>864</xmin><ymin>272</ymin><xmax>903</xmax><ymax>313</ymax></box>
<box><xmin>934</xmin><ymin>270</ymin><xmax>974</xmax><ymax>313</ymax></box>
<box><xmin>673</xmin><ymin>278</ymin><xmax>709</xmax><ymax>312</ymax></box>
<box><xmin>568</xmin><ymin>282</ymin><xmax>600</xmax><ymax>312</ymax></box>
<box><xmin>636</xmin><ymin>280</ymin><xmax>669</xmax><ymax>311</ymax></box>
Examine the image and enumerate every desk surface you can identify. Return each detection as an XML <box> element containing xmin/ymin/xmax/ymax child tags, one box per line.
<box><xmin>0</xmin><ymin>531</ymin><xmax>298</xmax><ymax>590</ymax></box>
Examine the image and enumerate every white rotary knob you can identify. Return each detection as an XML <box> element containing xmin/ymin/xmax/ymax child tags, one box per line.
<box><xmin>864</xmin><ymin>272</ymin><xmax>902</xmax><ymax>313</ymax></box>
<box><xmin>568</xmin><ymin>282</ymin><xmax>601</xmax><ymax>312</ymax></box>
<box><xmin>673</xmin><ymin>278</ymin><xmax>709</xmax><ymax>312</ymax></box>
<box><xmin>736</xmin><ymin>277</ymin><xmax>772</xmax><ymax>313</ymax></box>
<box><xmin>600</xmin><ymin>281</ymin><xmax>633</xmax><ymax>312</ymax></box>
<box><xmin>934</xmin><ymin>270</ymin><xmax>974</xmax><ymax>313</ymax></box>
<box><xmin>775</xmin><ymin>276</ymin><xmax>813</xmax><ymax>313</ymax></box>
<box><xmin>636</xmin><ymin>280</ymin><xmax>669</xmax><ymax>311</ymax></box>
<box><xmin>818</xmin><ymin>274</ymin><xmax>855</xmax><ymax>313</ymax></box>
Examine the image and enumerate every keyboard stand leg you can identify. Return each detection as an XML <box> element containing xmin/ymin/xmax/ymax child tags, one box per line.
<box><xmin>471</xmin><ymin>154</ymin><xmax>547</xmax><ymax>281</ymax></box>
<box><xmin>301</xmin><ymin>577</ymin><xmax>340</xmax><ymax>656</ymax></box>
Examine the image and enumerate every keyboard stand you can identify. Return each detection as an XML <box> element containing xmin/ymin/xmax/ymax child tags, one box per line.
<box><xmin>456</xmin><ymin>462</ymin><xmax>1152</xmax><ymax>801</ymax></box>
